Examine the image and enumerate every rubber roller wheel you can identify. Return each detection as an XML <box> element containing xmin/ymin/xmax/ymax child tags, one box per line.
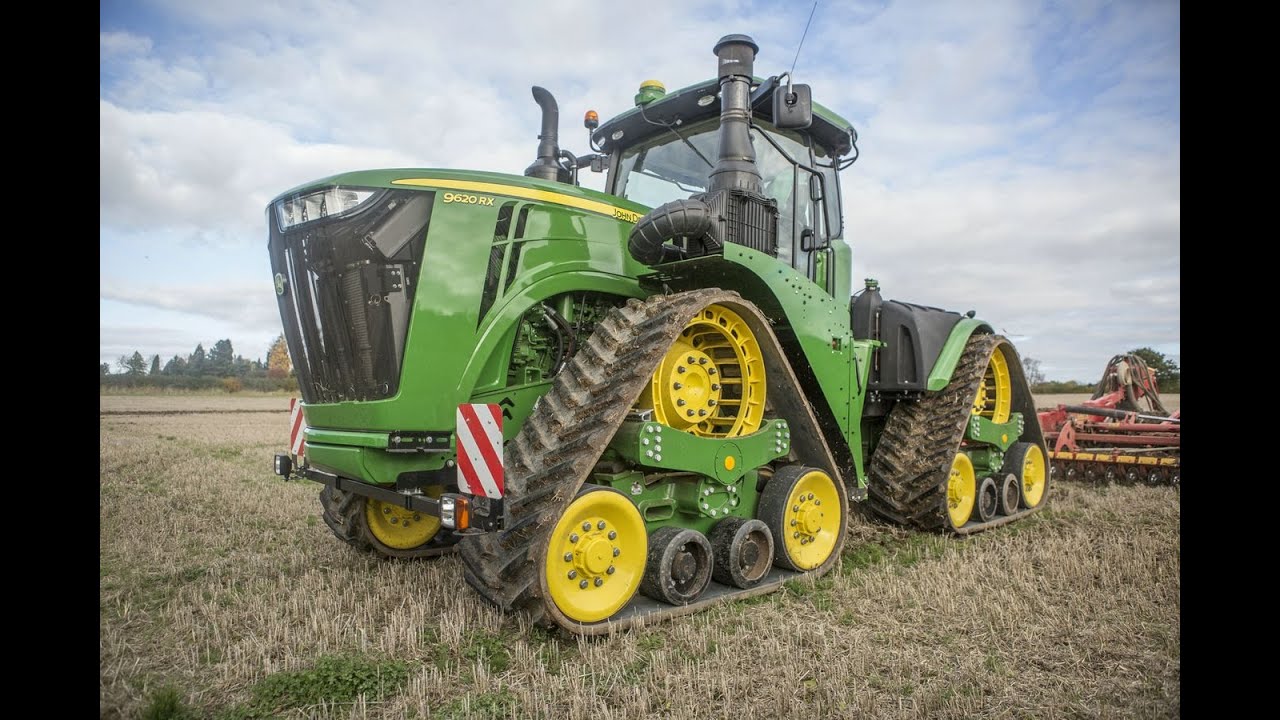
<box><xmin>998</xmin><ymin>474</ymin><xmax>1021</xmax><ymax>516</ymax></box>
<box><xmin>709</xmin><ymin>516</ymin><xmax>774</xmax><ymax>589</ymax></box>
<box><xmin>639</xmin><ymin>526</ymin><xmax>713</xmax><ymax>605</ymax></box>
<box><xmin>976</xmin><ymin>476</ymin><xmax>999</xmax><ymax>523</ymax></box>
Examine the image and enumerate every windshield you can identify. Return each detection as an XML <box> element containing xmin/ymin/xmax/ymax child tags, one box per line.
<box><xmin>615</xmin><ymin>120</ymin><xmax>843</xmax><ymax>242</ymax></box>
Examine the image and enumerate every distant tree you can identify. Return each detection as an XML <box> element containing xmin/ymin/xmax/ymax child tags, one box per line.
<box><xmin>189</xmin><ymin>344</ymin><xmax>207</xmax><ymax>375</ymax></box>
<box><xmin>209</xmin><ymin>339</ymin><xmax>235</xmax><ymax>374</ymax></box>
<box><xmin>1022</xmin><ymin>357</ymin><xmax>1046</xmax><ymax>386</ymax></box>
<box><xmin>100</xmin><ymin>363</ymin><xmax>111</xmax><ymax>376</ymax></box>
<box><xmin>120</xmin><ymin>351</ymin><xmax>147</xmax><ymax>375</ymax></box>
<box><xmin>149</xmin><ymin>354</ymin><xmax>161</xmax><ymax>375</ymax></box>
<box><xmin>162</xmin><ymin>355</ymin><xmax>187</xmax><ymax>376</ymax></box>
<box><xmin>267</xmin><ymin>334</ymin><xmax>292</xmax><ymax>378</ymax></box>
<box><xmin>1129</xmin><ymin>347</ymin><xmax>1180</xmax><ymax>392</ymax></box>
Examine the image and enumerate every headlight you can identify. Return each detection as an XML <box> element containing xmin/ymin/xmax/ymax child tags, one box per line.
<box><xmin>274</xmin><ymin>186</ymin><xmax>378</xmax><ymax>231</ymax></box>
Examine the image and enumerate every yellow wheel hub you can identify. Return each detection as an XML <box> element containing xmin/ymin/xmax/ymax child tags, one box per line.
<box><xmin>972</xmin><ymin>343</ymin><xmax>1012</xmax><ymax>424</ymax></box>
<box><xmin>544</xmin><ymin>487</ymin><xmax>647</xmax><ymax>623</ymax></box>
<box><xmin>640</xmin><ymin>304</ymin><xmax>765</xmax><ymax>438</ymax></box>
<box><xmin>1021</xmin><ymin>444</ymin><xmax>1047</xmax><ymax>507</ymax></box>
<box><xmin>779</xmin><ymin>470</ymin><xmax>841</xmax><ymax>570</ymax></box>
<box><xmin>364</xmin><ymin>485</ymin><xmax>443</xmax><ymax>550</ymax></box>
<box><xmin>947</xmin><ymin>453</ymin><xmax>976</xmax><ymax>529</ymax></box>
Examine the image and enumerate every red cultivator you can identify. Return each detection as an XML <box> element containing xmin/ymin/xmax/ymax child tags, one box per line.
<box><xmin>1037</xmin><ymin>354</ymin><xmax>1180</xmax><ymax>485</ymax></box>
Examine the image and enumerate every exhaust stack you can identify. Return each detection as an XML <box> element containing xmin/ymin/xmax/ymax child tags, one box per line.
<box><xmin>525</xmin><ymin>86</ymin><xmax>563</xmax><ymax>182</ymax></box>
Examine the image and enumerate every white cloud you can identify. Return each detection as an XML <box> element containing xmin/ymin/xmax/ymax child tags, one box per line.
<box><xmin>100</xmin><ymin>0</ymin><xmax>1179</xmax><ymax>383</ymax></box>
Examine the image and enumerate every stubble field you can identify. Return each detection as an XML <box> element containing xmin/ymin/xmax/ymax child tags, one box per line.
<box><xmin>100</xmin><ymin>394</ymin><xmax>1179</xmax><ymax>719</ymax></box>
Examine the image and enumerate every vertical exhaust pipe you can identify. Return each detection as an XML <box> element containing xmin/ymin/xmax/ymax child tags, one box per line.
<box><xmin>525</xmin><ymin>86</ymin><xmax>563</xmax><ymax>182</ymax></box>
<box><xmin>708</xmin><ymin>34</ymin><xmax>762</xmax><ymax>194</ymax></box>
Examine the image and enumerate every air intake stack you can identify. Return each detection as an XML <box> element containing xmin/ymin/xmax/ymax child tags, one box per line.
<box><xmin>626</xmin><ymin>34</ymin><xmax>779</xmax><ymax>266</ymax></box>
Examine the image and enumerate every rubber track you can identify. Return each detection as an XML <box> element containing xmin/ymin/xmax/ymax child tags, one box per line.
<box><xmin>865</xmin><ymin>334</ymin><xmax>1048</xmax><ymax>533</ymax></box>
<box><xmin>457</xmin><ymin>289</ymin><xmax>841</xmax><ymax>634</ymax></box>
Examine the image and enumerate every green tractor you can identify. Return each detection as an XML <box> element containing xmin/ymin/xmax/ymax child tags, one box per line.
<box><xmin>270</xmin><ymin>34</ymin><xmax>1049</xmax><ymax>634</ymax></box>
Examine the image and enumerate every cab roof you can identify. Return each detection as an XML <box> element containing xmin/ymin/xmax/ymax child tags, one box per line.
<box><xmin>592</xmin><ymin>77</ymin><xmax>856</xmax><ymax>157</ymax></box>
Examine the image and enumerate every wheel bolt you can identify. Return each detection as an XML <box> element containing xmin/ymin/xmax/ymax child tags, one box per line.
<box><xmin>582</xmin><ymin>522</ymin><xmax>592</xmax><ymax>532</ymax></box>
<box><xmin>389</xmin><ymin>518</ymin><xmax>399</xmax><ymax>525</ymax></box>
<box><xmin>698</xmin><ymin>358</ymin><xmax>707</xmax><ymax>365</ymax></box>
<box><xmin>674</xmin><ymin>382</ymin><xmax>683</xmax><ymax>390</ymax></box>
<box><xmin>608</xmin><ymin>530</ymin><xmax>617</xmax><ymax>540</ymax></box>
<box><xmin>708</xmin><ymin>400</ymin><xmax>716</xmax><ymax>406</ymax></box>
<box><xmin>815</xmin><ymin>500</ymin><xmax>821</xmax><ymax>506</ymax></box>
<box><xmin>383</xmin><ymin>507</ymin><xmax>392</xmax><ymax>514</ymax></box>
<box><xmin>414</xmin><ymin>514</ymin><xmax>421</xmax><ymax>521</ymax></box>
<box><xmin>711</xmin><ymin>383</ymin><xmax>720</xmax><ymax>391</ymax></box>
<box><xmin>564</xmin><ymin>552</ymin><xmax>573</xmax><ymax>562</ymax></box>
<box><xmin>677</xmin><ymin>399</ymin><xmax>686</xmax><ymax>407</ymax></box>
<box><xmin>793</xmin><ymin>532</ymin><xmax>800</xmax><ymax>539</ymax></box>
<box><xmin>607</xmin><ymin>566</ymin><xmax>615</xmax><ymax>575</ymax></box>
<box><xmin>594</xmin><ymin>577</ymin><xmax>604</xmax><ymax>587</ymax></box>
<box><xmin>677</xmin><ymin>366</ymin><xmax>686</xmax><ymax>374</ymax></box>
<box><xmin>598</xmin><ymin>520</ymin><xmax>606</xmax><ymax>530</ymax></box>
<box><xmin>580</xmin><ymin>580</ymin><xmax>589</xmax><ymax>589</ymax></box>
<box><xmin>570</xmin><ymin>533</ymin><xmax>579</xmax><ymax>543</ymax></box>
<box><xmin>698</xmin><ymin>409</ymin><xmax>707</xmax><ymax>416</ymax></box>
<box><xmin>808</xmin><ymin>493</ymin><xmax>815</xmax><ymax>501</ymax></box>
<box><xmin>568</xmin><ymin>570</ymin><xmax>577</xmax><ymax>579</ymax></box>
<box><xmin>687</xmin><ymin>356</ymin><xmax>696</xmax><ymax>363</ymax></box>
<box><xmin>707</xmin><ymin>368</ymin><xmax>717</xmax><ymax>375</ymax></box>
<box><xmin>687</xmin><ymin>410</ymin><xmax>695</xmax><ymax>417</ymax></box>
<box><xmin>613</xmin><ymin>547</ymin><xmax>621</xmax><ymax>557</ymax></box>
<box><xmin>792</xmin><ymin>505</ymin><xmax>799</xmax><ymax>512</ymax></box>
<box><xmin>790</xmin><ymin>519</ymin><xmax>797</xmax><ymax>526</ymax></box>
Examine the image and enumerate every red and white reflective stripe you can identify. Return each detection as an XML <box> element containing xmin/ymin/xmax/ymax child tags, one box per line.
<box><xmin>289</xmin><ymin>398</ymin><xmax>305</xmax><ymax>457</ymax></box>
<box><xmin>456</xmin><ymin>403</ymin><xmax>504</xmax><ymax>499</ymax></box>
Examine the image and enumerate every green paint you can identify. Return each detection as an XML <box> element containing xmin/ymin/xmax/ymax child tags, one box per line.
<box><xmin>965</xmin><ymin>412</ymin><xmax>1025</xmax><ymax>453</ymax></box>
<box><xmin>926</xmin><ymin>318</ymin><xmax>994</xmax><ymax>391</ymax></box>
<box><xmin>608</xmin><ymin>420</ymin><xmax>791</xmax><ymax>483</ymax></box>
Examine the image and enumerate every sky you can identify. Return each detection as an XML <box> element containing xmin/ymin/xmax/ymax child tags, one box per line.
<box><xmin>100</xmin><ymin>0</ymin><xmax>1179</xmax><ymax>383</ymax></box>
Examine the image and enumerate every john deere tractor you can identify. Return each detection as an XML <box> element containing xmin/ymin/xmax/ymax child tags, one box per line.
<box><xmin>270</xmin><ymin>34</ymin><xmax>1049</xmax><ymax>634</ymax></box>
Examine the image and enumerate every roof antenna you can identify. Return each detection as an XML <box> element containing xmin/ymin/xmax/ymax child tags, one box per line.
<box><xmin>787</xmin><ymin>1</ymin><xmax>819</xmax><ymax>99</ymax></box>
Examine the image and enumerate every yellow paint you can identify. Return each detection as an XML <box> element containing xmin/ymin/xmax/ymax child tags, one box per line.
<box><xmin>364</xmin><ymin>485</ymin><xmax>443</xmax><ymax>549</ymax></box>
<box><xmin>639</xmin><ymin>304</ymin><xmax>766</xmax><ymax>438</ymax></box>
<box><xmin>1118</xmin><ymin>456</ymin><xmax>1136</xmax><ymax>464</ymax></box>
<box><xmin>778</xmin><ymin>469</ymin><xmax>842</xmax><ymax>570</ymax></box>
<box><xmin>724</xmin><ymin>455</ymin><xmax>736</xmax><ymax>471</ymax></box>
<box><xmin>640</xmin><ymin>79</ymin><xmax>666</xmax><ymax>91</ymax></box>
<box><xmin>1019</xmin><ymin>445</ymin><xmax>1046</xmax><ymax>508</ymax></box>
<box><xmin>544</xmin><ymin>488</ymin><xmax>646</xmax><ymax>623</ymax></box>
<box><xmin>947</xmin><ymin>453</ymin><xmax>976</xmax><ymax>528</ymax></box>
<box><xmin>971</xmin><ymin>343</ymin><xmax>1013</xmax><ymax>424</ymax></box>
<box><xmin>392</xmin><ymin>177</ymin><xmax>641</xmax><ymax>223</ymax></box>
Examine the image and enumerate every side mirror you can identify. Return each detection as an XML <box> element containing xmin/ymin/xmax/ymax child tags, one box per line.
<box><xmin>773</xmin><ymin>84</ymin><xmax>813</xmax><ymax>130</ymax></box>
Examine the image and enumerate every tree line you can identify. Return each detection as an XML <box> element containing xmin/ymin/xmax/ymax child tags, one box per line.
<box><xmin>101</xmin><ymin>336</ymin><xmax>296</xmax><ymax>393</ymax></box>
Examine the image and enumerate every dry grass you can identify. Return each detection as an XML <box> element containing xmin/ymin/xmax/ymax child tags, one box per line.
<box><xmin>101</xmin><ymin>396</ymin><xmax>1179</xmax><ymax>719</ymax></box>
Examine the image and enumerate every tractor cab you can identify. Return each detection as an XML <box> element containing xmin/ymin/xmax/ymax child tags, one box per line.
<box><xmin>591</xmin><ymin>76</ymin><xmax>857</xmax><ymax>295</ymax></box>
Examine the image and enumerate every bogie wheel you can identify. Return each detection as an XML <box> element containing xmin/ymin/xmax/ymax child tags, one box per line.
<box><xmin>1000</xmin><ymin>442</ymin><xmax>1047</xmax><ymax>509</ymax></box>
<box><xmin>640</xmin><ymin>527</ymin><xmax>714</xmax><ymax>605</ymax></box>
<box><xmin>946</xmin><ymin>453</ymin><xmax>977</xmax><ymax>529</ymax></box>
<box><xmin>709</xmin><ymin>517</ymin><xmax>774</xmax><ymax>589</ymax></box>
<box><xmin>998</xmin><ymin>474</ymin><xmax>1021</xmax><ymax>516</ymax></box>
<box><xmin>637</xmin><ymin>304</ymin><xmax>766</xmax><ymax>438</ymax></box>
<box><xmin>542</xmin><ymin>486</ymin><xmax>647</xmax><ymax>624</ymax></box>
<box><xmin>320</xmin><ymin>484</ymin><xmax>457</xmax><ymax>559</ymax></box>
<box><xmin>976</xmin><ymin>476</ymin><xmax>999</xmax><ymax>523</ymax></box>
<box><xmin>759</xmin><ymin>466</ymin><xmax>847</xmax><ymax>571</ymax></box>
